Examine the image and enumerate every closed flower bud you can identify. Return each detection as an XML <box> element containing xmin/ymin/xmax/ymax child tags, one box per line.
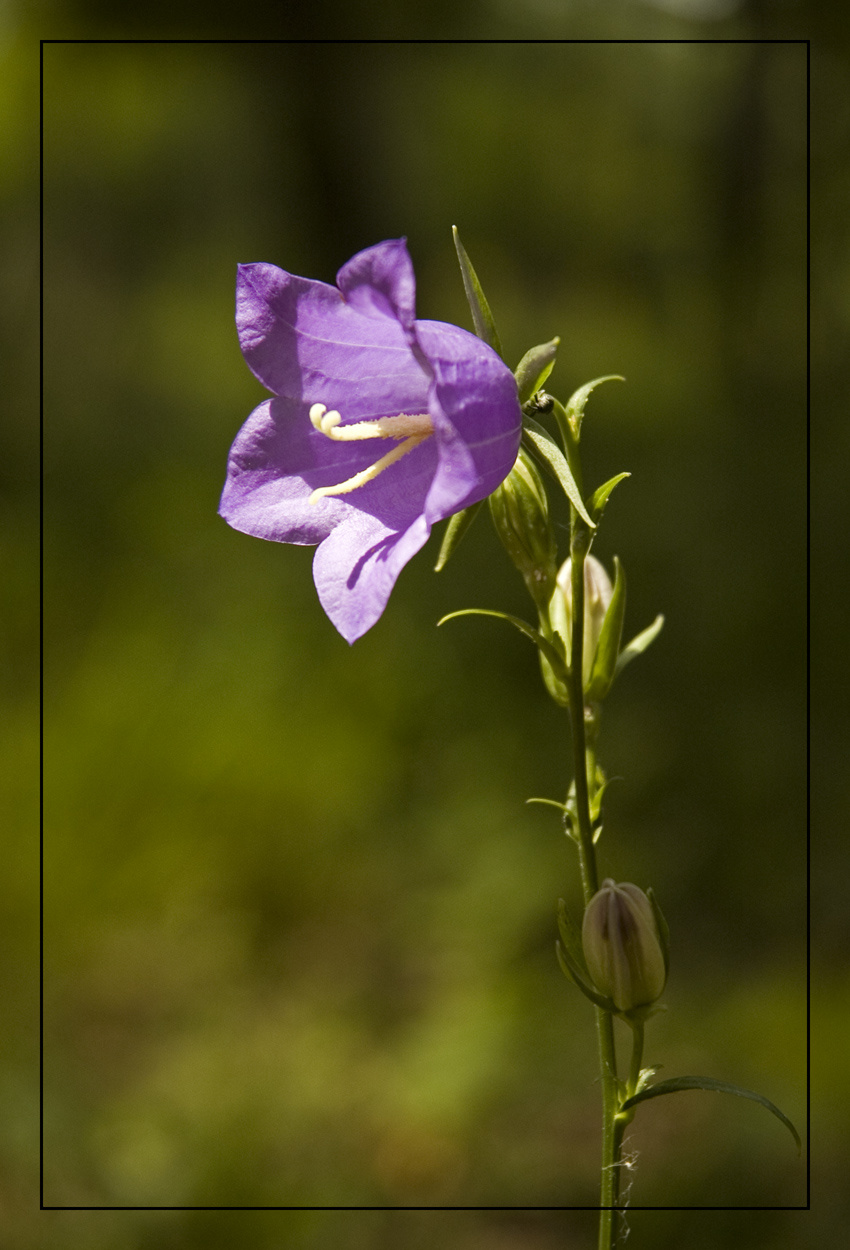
<box><xmin>551</xmin><ymin>555</ymin><xmax>613</xmax><ymax>687</ymax></box>
<box><xmin>581</xmin><ymin>879</ymin><xmax>667</xmax><ymax>1014</ymax></box>
<box><xmin>489</xmin><ymin>447</ymin><xmax>558</xmax><ymax>610</ymax></box>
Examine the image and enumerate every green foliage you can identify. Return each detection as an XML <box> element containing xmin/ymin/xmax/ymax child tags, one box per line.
<box><xmin>452</xmin><ymin>226</ymin><xmax>503</xmax><ymax>358</ymax></box>
<box><xmin>588</xmin><ymin>471</ymin><xmax>631</xmax><ymax>524</ymax></box>
<box><xmin>563</xmin><ymin>374</ymin><xmax>625</xmax><ymax>440</ymax></box>
<box><xmin>438</xmin><ymin>608</ymin><xmax>568</xmax><ymax>683</ymax></box>
<box><xmin>433</xmin><ymin>500</ymin><xmax>484</xmax><ymax>572</ymax></box>
<box><xmin>620</xmin><ymin>1075</ymin><xmax>801</xmax><ymax>1154</ymax></box>
<box><xmin>521</xmin><ymin>417</ymin><xmax>595</xmax><ymax>527</ymax></box>
<box><xmin>514</xmin><ymin>337</ymin><xmax>559</xmax><ymax>405</ymax></box>
<box><xmin>614</xmin><ymin>613</ymin><xmax>666</xmax><ymax>680</ymax></box>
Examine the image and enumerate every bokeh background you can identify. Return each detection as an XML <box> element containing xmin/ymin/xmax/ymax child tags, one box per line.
<box><xmin>8</xmin><ymin>6</ymin><xmax>839</xmax><ymax>1248</ymax></box>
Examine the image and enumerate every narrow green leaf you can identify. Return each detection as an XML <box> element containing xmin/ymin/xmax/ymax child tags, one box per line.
<box><xmin>589</xmin><ymin>776</ymin><xmax>617</xmax><ymax>824</ymax></box>
<box><xmin>555</xmin><ymin>940</ymin><xmax>581</xmax><ymax>987</ymax></box>
<box><xmin>614</xmin><ymin>614</ymin><xmax>665</xmax><ymax>679</ymax></box>
<box><xmin>522</xmin><ymin>419</ymin><xmax>595</xmax><ymax>528</ymax></box>
<box><xmin>538</xmin><ymin>651</ymin><xmax>571</xmax><ymax>709</ymax></box>
<box><xmin>514</xmin><ymin>338</ymin><xmax>559</xmax><ymax>405</ymax></box>
<box><xmin>452</xmin><ymin>226</ymin><xmax>503</xmax><ymax>358</ymax></box>
<box><xmin>565</xmin><ymin>375</ymin><xmax>625</xmax><ymax>438</ymax></box>
<box><xmin>438</xmin><ymin>608</ymin><xmax>568</xmax><ymax>681</ymax></box>
<box><xmin>557</xmin><ymin>898</ymin><xmax>589</xmax><ymax>977</ymax></box>
<box><xmin>526</xmin><ymin>797</ymin><xmax>571</xmax><ymax>813</ymax></box>
<box><xmin>556</xmin><ymin>941</ymin><xmax>616</xmax><ymax>1011</ymax></box>
<box><xmin>586</xmin><ymin>556</ymin><xmax>626</xmax><ymax>702</ymax></box>
<box><xmin>527</xmin><ymin>798</ymin><xmax>578</xmax><ymax>843</ymax></box>
<box><xmin>620</xmin><ymin>1076</ymin><xmax>801</xmax><ymax>1154</ymax></box>
<box><xmin>646</xmin><ymin>887</ymin><xmax>670</xmax><ymax>980</ymax></box>
<box><xmin>588</xmin><ymin>472</ymin><xmax>631</xmax><ymax>524</ymax></box>
<box><xmin>433</xmin><ymin>500</ymin><xmax>484</xmax><ymax>572</ymax></box>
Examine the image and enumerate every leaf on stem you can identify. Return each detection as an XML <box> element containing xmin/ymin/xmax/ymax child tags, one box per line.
<box><xmin>433</xmin><ymin>500</ymin><xmax>484</xmax><ymax>571</ymax></box>
<box><xmin>521</xmin><ymin>418</ymin><xmax>595</xmax><ymax>528</ymax></box>
<box><xmin>589</xmin><ymin>776</ymin><xmax>618</xmax><ymax>825</ymax></box>
<box><xmin>526</xmin><ymin>797</ymin><xmax>570</xmax><ymax>813</ymax></box>
<box><xmin>614</xmin><ymin>614</ymin><xmax>665</xmax><ymax>679</ymax></box>
<box><xmin>514</xmin><ymin>338</ymin><xmax>559</xmax><ymax>404</ymax></box>
<box><xmin>619</xmin><ymin>1075</ymin><xmax>802</xmax><ymax>1154</ymax></box>
<box><xmin>557</xmin><ymin>898</ymin><xmax>589</xmax><ymax>977</ymax></box>
<box><xmin>452</xmin><ymin>226</ymin><xmax>503</xmax><ymax>358</ymax></box>
<box><xmin>565</xmin><ymin>375</ymin><xmax>624</xmax><ymax>439</ymax></box>
<box><xmin>437</xmin><ymin>608</ymin><xmax>568</xmax><ymax>681</ymax></box>
<box><xmin>588</xmin><ymin>472</ymin><xmax>631</xmax><ymax>524</ymax></box>
<box><xmin>556</xmin><ymin>940</ymin><xmax>616</xmax><ymax>1011</ymax></box>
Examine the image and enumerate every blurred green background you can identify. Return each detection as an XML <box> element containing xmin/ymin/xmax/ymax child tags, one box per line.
<box><xmin>9</xmin><ymin>8</ymin><xmax>834</xmax><ymax>1248</ymax></box>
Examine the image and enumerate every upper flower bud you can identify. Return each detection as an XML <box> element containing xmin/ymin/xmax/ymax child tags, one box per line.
<box><xmin>581</xmin><ymin>879</ymin><xmax>667</xmax><ymax>1014</ymax></box>
<box><xmin>550</xmin><ymin>555</ymin><xmax>613</xmax><ymax>687</ymax></box>
<box><xmin>488</xmin><ymin>446</ymin><xmax>558</xmax><ymax>611</ymax></box>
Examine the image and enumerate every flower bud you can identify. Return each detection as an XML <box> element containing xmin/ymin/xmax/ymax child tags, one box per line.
<box><xmin>581</xmin><ymin>879</ymin><xmax>667</xmax><ymax>1014</ymax></box>
<box><xmin>550</xmin><ymin>555</ymin><xmax>613</xmax><ymax>687</ymax></box>
<box><xmin>489</xmin><ymin>447</ymin><xmax>558</xmax><ymax>610</ymax></box>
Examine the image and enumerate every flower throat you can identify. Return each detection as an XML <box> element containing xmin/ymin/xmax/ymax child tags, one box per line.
<box><xmin>308</xmin><ymin>403</ymin><xmax>433</xmax><ymax>503</ymax></box>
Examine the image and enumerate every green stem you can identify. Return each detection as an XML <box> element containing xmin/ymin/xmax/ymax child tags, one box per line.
<box><xmin>565</xmin><ymin>525</ymin><xmax>621</xmax><ymax>1250</ymax></box>
<box><xmin>610</xmin><ymin>1115</ymin><xmax>627</xmax><ymax>1213</ymax></box>
<box><xmin>607</xmin><ymin>1018</ymin><xmax>645</xmax><ymax>1220</ymax></box>
<box><xmin>626</xmin><ymin>1016</ymin><xmax>645</xmax><ymax>1100</ymax></box>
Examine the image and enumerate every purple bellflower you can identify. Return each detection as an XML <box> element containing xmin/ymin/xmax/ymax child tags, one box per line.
<box><xmin>219</xmin><ymin>239</ymin><xmax>522</xmax><ymax>643</ymax></box>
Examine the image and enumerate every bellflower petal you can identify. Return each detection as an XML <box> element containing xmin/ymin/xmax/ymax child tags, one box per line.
<box><xmin>220</xmin><ymin>239</ymin><xmax>522</xmax><ymax>642</ymax></box>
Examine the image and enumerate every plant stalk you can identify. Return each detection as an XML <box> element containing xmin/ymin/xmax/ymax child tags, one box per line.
<box><xmin>566</xmin><ymin>525</ymin><xmax>621</xmax><ymax>1250</ymax></box>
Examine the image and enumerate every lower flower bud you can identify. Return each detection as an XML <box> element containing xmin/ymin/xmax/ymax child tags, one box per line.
<box><xmin>581</xmin><ymin>879</ymin><xmax>667</xmax><ymax>1014</ymax></box>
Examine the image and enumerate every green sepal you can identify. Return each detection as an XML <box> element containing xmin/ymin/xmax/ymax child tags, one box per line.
<box><xmin>521</xmin><ymin>419</ymin><xmax>595</xmax><ymax>529</ymax></box>
<box><xmin>619</xmin><ymin>1076</ymin><xmax>801</xmax><ymax>1155</ymax></box>
<box><xmin>564</xmin><ymin>374</ymin><xmax>624</xmax><ymax>439</ymax></box>
<box><xmin>538</xmin><ymin>634</ymin><xmax>571</xmax><ymax>709</ymax></box>
<box><xmin>589</xmin><ymin>775</ymin><xmax>617</xmax><ymax>826</ymax></box>
<box><xmin>437</xmin><ymin>608</ymin><xmax>568</xmax><ymax>682</ymax></box>
<box><xmin>588</xmin><ymin>472</ymin><xmax>631</xmax><ymax>524</ymax></box>
<box><xmin>614</xmin><ymin>613</ymin><xmax>665</xmax><ymax>680</ymax></box>
<box><xmin>452</xmin><ymin>226</ymin><xmax>503</xmax><ymax>359</ymax></box>
<box><xmin>433</xmin><ymin>500</ymin><xmax>483</xmax><ymax>572</ymax></box>
<box><xmin>646</xmin><ymin>887</ymin><xmax>670</xmax><ymax>981</ymax></box>
<box><xmin>557</xmin><ymin>898</ymin><xmax>589</xmax><ymax>977</ymax></box>
<box><xmin>514</xmin><ymin>338</ymin><xmax>559</xmax><ymax>405</ymax></box>
<box><xmin>586</xmin><ymin>556</ymin><xmax>626</xmax><ymax>702</ymax></box>
<box><xmin>556</xmin><ymin>940</ymin><xmax>617</xmax><ymax>1012</ymax></box>
<box><xmin>634</xmin><ymin>1001</ymin><xmax>668</xmax><ymax>1023</ymax></box>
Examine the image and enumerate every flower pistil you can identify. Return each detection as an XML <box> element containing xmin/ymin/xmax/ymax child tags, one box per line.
<box><xmin>308</xmin><ymin>402</ymin><xmax>433</xmax><ymax>503</ymax></box>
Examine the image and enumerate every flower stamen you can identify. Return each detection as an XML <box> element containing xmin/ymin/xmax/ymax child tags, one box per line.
<box><xmin>308</xmin><ymin>403</ymin><xmax>433</xmax><ymax>503</ymax></box>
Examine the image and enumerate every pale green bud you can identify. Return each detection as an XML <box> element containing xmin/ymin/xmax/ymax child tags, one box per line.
<box><xmin>551</xmin><ymin>555</ymin><xmax>613</xmax><ymax>687</ymax></box>
<box><xmin>581</xmin><ymin>879</ymin><xmax>667</xmax><ymax>1014</ymax></box>
<box><xmin>489</xmin><ymin>447</ymin><xmax>558</xmax><ymax>610</ymax></box>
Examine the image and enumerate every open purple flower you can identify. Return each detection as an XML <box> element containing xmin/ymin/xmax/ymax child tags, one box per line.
<box><xmin>219</xmin><ymin>238</ymin><xmax>522</xmax><ymax>642</ymax></box>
